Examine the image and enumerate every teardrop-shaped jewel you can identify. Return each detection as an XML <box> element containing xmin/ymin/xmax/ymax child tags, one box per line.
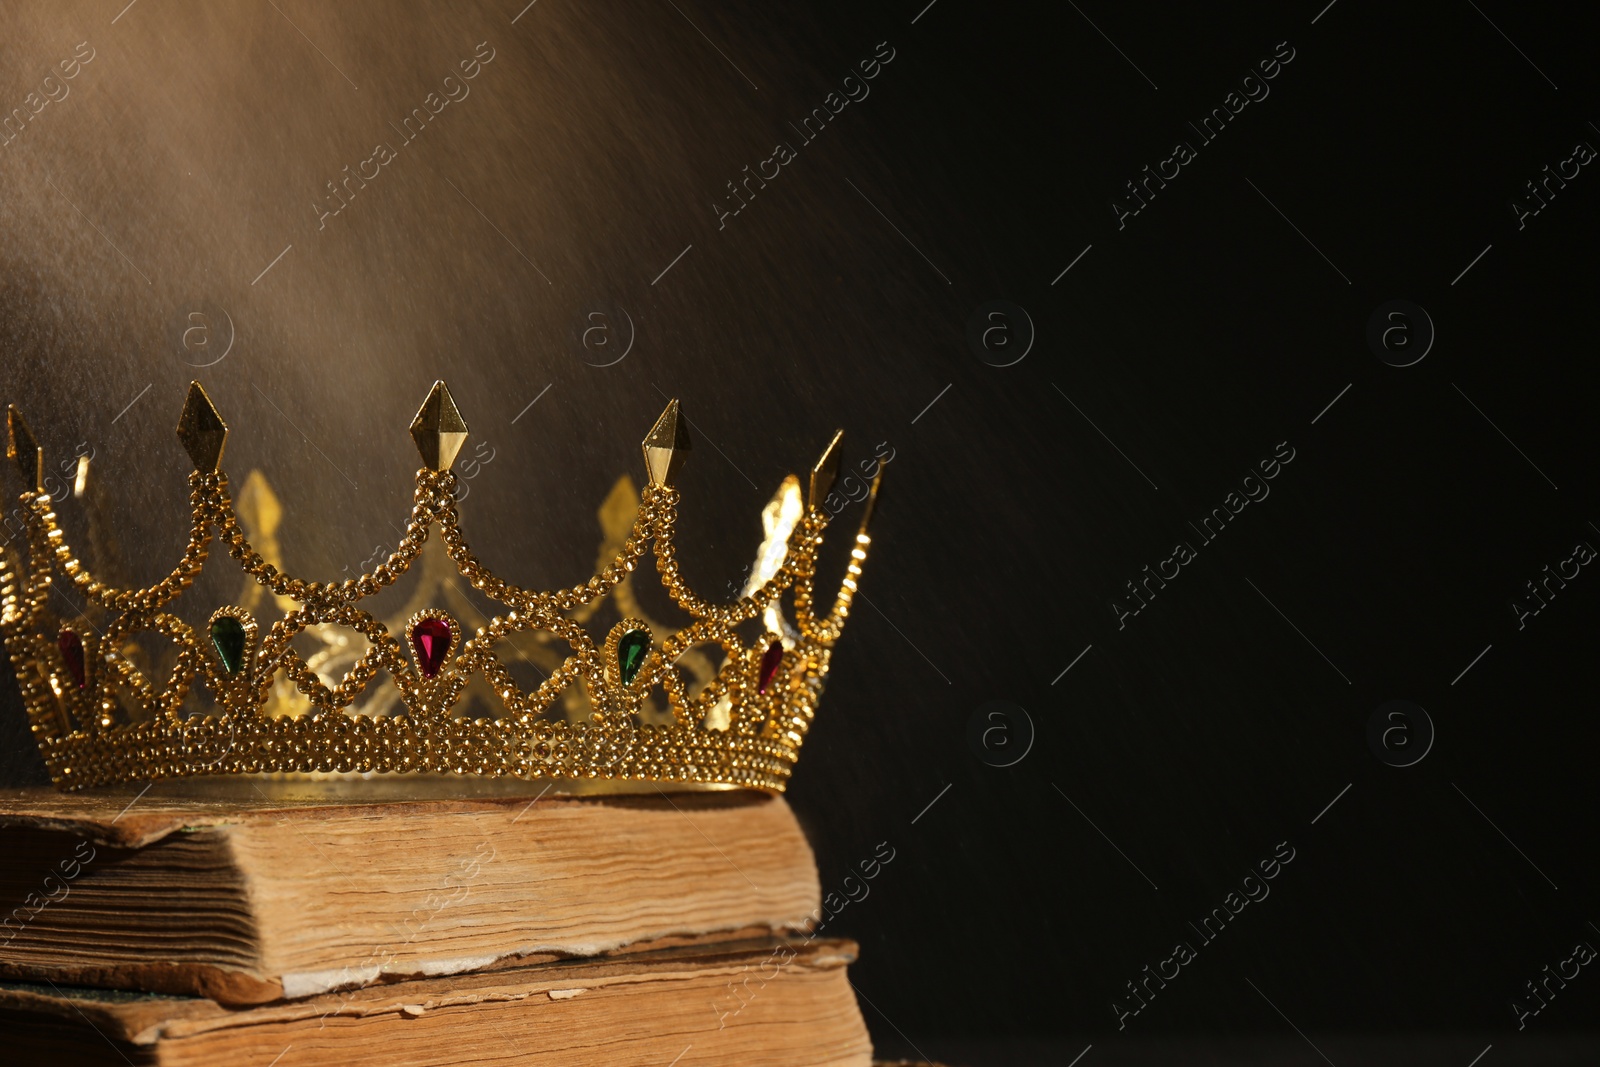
<box><xmin>757</xmin><ymin>640</ymin><xmax>784</xmax><ymax>694</ymax></box>
<box><xmin>411</xmin><ymin>617</ymin><xmax>453</xmax><ymax>678</ymax></box>
<box><xmin>617</xmin><ymin>629</ymin><xmax>650</xmax><ymax>686</ymax></box>
<box><xmin>210</xmin><ymin>616</ymin><xmax>248</xmax><ymax>675</ymax></box>
<box><xmin>58</xmin><ymin>629</ymin><xmax>87</xmax><ymax>689</ymax></box>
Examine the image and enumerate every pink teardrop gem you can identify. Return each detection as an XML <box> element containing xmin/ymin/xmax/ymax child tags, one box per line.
<box><xmin>58</xmin><ymin>629</ymin><xmax>87</xmax><ymax>690</ymax></box>
<box><xmin>757</xmin><ymin>640</ymin><xmax>784</xmax><ymax>694</ymax></box>
<box><xmin>411</xmin><ymin>617</ymin><xmax>452</xmax><ymax>678</ymax></box>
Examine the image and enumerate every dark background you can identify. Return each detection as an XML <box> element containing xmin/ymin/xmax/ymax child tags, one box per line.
<box><xmin>2</xmin><ymin>0</ymin><xmax>1598</xmax><ymax>1062</ymax></box>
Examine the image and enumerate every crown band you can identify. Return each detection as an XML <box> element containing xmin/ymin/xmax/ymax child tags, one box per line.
<box><xmin>1</xmin><ymin>382</ymin><xmax>879</xmax><ymax>792</ymax></box>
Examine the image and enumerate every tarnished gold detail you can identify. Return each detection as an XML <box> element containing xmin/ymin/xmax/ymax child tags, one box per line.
<box><xmin>641</xmin><ymin>398</ymin><xmax>691</xmax><ymax>486</ymax></box>
<box><xmin>809</xmin><ymin>429</ymin><xmax>844</xmax><ymax>509</ymax></box>
<box><xmin>176</xmin><ymin>381</ymin><xmax>229</xmax><ymax>473</ymax></box>
<box><xmin>0</xmin><ymin>384</ymin><xmax>876</xmax><ymax>793</ymax></box>
<box><xmin>409</xmin><ymin>380</ymin><xmax>469</xmax><ymax>472</ymax></box>
<box><xmin>6</xmin><ymin>406</ymin><xmax>43</xmax><ymax>491</ymax></box>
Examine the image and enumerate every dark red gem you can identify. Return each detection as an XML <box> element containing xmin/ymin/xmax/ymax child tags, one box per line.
<box><xmin>58</xmin><ymin>629</ymin><xmax>87</xmax><ymax>689</ymax></box>
<box><xmin>757</xmin><ymin>640</ymin><xmax>784</xmax><ymax>694</ymax></box>
<box><xmin>411</xmin><ymin>617</ymin><xmax>452</xmax><ymax>678</ymax></box>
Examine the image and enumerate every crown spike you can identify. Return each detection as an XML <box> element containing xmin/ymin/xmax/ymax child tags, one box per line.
<box><xmin>410</xmin><ymin>381</ymin><xmax>470</xmax><ymax>472</ymax></box>
<box><xmin>6</xmin><ymin>405</ymin><xmax>43</xmax><ymax>491</ymax></box>
<box><xmin>176</xmin><ymin>382</ymin><xmax>229</xmax><ymax>473</ymax></box>
<box><xmin>808</xmin><ymin>430</ymin><xmax>844</xmax><ymax>510</ymax></box>
<box><xmin>857</xmin><ymin>464</ymin><xmax>885</xmax><ymax>535</ymax></box>
<box><xmin>641</xmin><ymin>398</ymin><xmax>691</xmax><ymax>486</ymax></box>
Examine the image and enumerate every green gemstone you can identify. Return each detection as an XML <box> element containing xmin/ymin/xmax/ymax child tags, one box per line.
<box><xmin>617</xmin><ymin>629</ymin><xmax>650</xmax><ymax>686</ymax></box>
<box><xmin>210</xmin><ymin>616</ymin><xmax>248</xmax><ymax>675</ymax></box>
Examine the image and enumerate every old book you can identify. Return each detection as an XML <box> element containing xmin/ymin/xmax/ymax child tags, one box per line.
<box><xmin>0</xmin><ymin>937</ymin><xmax>873</xmax><ymax>1066</ymax></box>
<box><xmin>0</xmin><ymin>786</ymin><xmax>820</xmax><ymax>1005</ymax></box>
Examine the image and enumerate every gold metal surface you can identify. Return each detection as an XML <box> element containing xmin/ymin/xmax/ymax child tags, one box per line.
<box><xmin>132</xmin><ymin>773</ymin><xmax>744</xmax><ymax>802</ymax></box>
<box><xmin>746</xmin><ymin>475</ymin><xmax>805</xmax><ymax>644</ymax></box>
<box><xmin>0</xmin><ymin>382</ymin><xmax>879</xmax><ymax>793</ymax></box>
<box><xmin>175</xmin><ymin>381</ymin><xmax>228</xmax><ymax>473</ymax></box>
<box><xmin>408</xmin><ymin>380</ymin><xmax>470</xmax><ymax>472</ymax></box>
<box><xmin>809</xmin><ymin>429</ymin><xmax>844</xmax><ymax>509</ymax></box>
<box><xmin>641</xmin><ymin>397</ymin><xmax>691</xmax><ymax>487</ymax></box>
<box><xmin>5</xmin><ymin>406</ymin><xmax>43</xmax><ymax>491</ymax></box>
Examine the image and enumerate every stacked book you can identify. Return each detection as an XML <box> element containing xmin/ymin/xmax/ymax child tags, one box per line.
<box><xmin>0</xmin><ymin>786</ymin><xmax>884</xmax><ymax>1065</ymax></box>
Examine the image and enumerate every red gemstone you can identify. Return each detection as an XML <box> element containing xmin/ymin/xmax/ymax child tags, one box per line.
<box><xmin>757</xmin><ymin>640</ymin><xmax>784</xmax><ymax>694</ymax></box>
<box><xmin>411</xmin><ymin>617</ymin><xmax>453</xmax><ymax>678</ymax></box>
<box><xmin>58</xmin><ymin>629</ymin><xmax>87</xmax><ymax>689</ymax></box>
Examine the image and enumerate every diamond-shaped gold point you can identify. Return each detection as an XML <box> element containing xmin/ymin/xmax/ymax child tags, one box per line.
<box><xmin>410</xmin><ymin>381</ymin><xmax>470</xmax><ymax>472</ymax></box>
<box><xmin>6</xmin><ymin>406</ymin><xmax>43</xmax><ymax>490</ymax></box>
<box><xmin>176</xmin><ymin>381</ymin><xmax>229</xmax><ymax>472</ymax></box>
<box><xmin>641</xmin><ymin>399</ymin><xmax>691</xmax><ymax>486</ymax></box>
<box><xmin>857</xmin><ymin>465</ymin><xmax>884</xmax><ymax>533</ymax></box>
<box><xmin>808</xmin><ymin>430</ymin><xmax>844</xmax><ymax>509</ymax></box>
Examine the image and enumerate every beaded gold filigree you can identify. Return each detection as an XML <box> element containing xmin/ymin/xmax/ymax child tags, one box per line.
<box><xmin>0</xmin><ymin>382</ymin><xmax>880</xmax><ymax>792</ymax></box>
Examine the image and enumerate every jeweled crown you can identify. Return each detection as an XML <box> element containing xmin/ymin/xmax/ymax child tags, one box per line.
<box><xmin>1</xmin><ymin>381</ymin><xmax>880</xmax><ymax>792</ymax></box>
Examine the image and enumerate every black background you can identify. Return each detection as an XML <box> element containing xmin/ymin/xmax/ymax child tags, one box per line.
<box><xmin>2</xmin><ymin>0</ymin><xmax>1598</xmax><ymax>1062</ymax></box>
<box><xmin>778</xmin><ymin>0</ymin><xmax>1600</xmax><ymax>1059</ymax></box>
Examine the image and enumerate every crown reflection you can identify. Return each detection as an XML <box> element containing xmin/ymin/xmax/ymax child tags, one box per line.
<box><xmin>1</xmin><ymin>381</ymin><xmax>880</xmax><ymax>792</ymax></box>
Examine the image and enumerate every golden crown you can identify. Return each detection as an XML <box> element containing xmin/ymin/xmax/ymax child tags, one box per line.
<box><xmin>1</xmin><ymin>381</ymin><xmax>880</xmax><ymax>792</ymax></box>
